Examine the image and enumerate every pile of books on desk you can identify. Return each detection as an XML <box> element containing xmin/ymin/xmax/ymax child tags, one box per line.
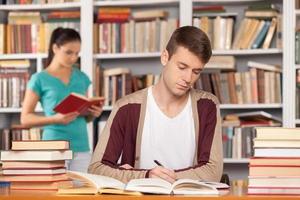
<box><xmin>248</xmin><ymin>127</ymin><xmax>300</xmax><ymax>195</ymax></box>
<box><xmin>0</xmin><ymin>140</ymin><xmax>73</xmax><ymax>190</ymax></box>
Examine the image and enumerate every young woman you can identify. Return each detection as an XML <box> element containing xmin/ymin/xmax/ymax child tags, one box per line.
<box><xmin>21</xmin><ymin>27</ymin><xmax>103</xmax><ymax>172</ymax></box>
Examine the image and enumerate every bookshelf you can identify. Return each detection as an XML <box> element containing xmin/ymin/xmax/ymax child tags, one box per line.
<box><xmin>0</xmin><ymin>2</ymin><xmax>81</xmax><ymax>10</ymax></box>
<box><xmin>0</xmin><ymin>0</ymin><xmax>295</xmax><ymax>180</ymax></box>
<box><xmin>295</xmin><ymin>0</ymin><xmax>300</xmax><ymax>126</ymax></box>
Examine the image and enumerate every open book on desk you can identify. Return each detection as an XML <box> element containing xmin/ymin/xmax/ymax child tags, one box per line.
<box><xmin>58</xmin><ymin>171</ymin><xmax>227</xmax><ymax>195</ymax></box>
<box><xmin>126</xmin><ymin>178</ymin><xmax>220</xmax><ymax>195</ymax></box>
<box><xmin>57</xmin><ymin>171</ymin><xmax>141</xmax><ymax>195</ymax></box>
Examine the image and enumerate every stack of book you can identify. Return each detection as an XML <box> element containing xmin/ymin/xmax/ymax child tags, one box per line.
<box><xmin>0</xmin><ymin>140</ymin><xmax>73</xmax><ymax>190</ymax></box>
<box><xmin>248</xmin><ymin>127</ymin><xmax>300</xmax><ymax>195</ymax></box>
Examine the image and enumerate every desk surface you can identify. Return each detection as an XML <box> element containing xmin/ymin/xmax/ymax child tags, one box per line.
<box><xmin>1</xmin><ymin>188</ymin><xmax>300</xmax><ymax>200</ymax></box>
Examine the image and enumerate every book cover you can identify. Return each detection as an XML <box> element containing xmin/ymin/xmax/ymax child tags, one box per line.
<box><xmin>0</xmin><ymin>173</ymin><xmax>69</xmax><ymax>182</ymax></box>
<box><xmin>11</xmin><ymin>140</ymin><xmax>69</xmax><ymax>150</ymax></box>
<box><xmin>248</xmin><ymin>176</ymin><xmax>300</xmax><ymax>188</ymax></box>
<box><xmin>0</xmin><ymin>150</ymin><xmax>73</xmax><ymax>161</ymax></box>
<box><xmin>2</xmin><ymin>160</ymin><xmax>65</xmax><ymax>169</ymax></box>
<box><xmin>53</xmin><ymin>93</ymin><xmax>104</xmax><ymax>115</ymax></box>
<box><xmin>249</xmin><ymin>157</ymin><xmax>300</xmax><ymax>166</ymax></box>
<box><xmin>248</xmin><ymin>187</ymin><xmax>300</xmax><ymax>195</ymax></box>
<box><xmin>2</xmin><ymin>167</ymin><xmax>66</xmax><ymax>175</ymax></box>
<box><xmin>255</xmin><ymin>127</ymin><xmax>300</xmax><ymax>140</ymax></box>
<box><xmin>254</xmin><ymin>148</ymin><xmax>300</xmax><ymax>157</ymax></box>
<box><xmin>11</xmin><ymin>180</ymin><xmax>73</xmax><ymax>190</ymax></box>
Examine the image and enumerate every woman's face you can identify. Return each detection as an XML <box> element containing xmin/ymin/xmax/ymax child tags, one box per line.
<box><xmin>53</xmin><ymin>41</ymin><xmax>81</xmax><ymax>68</ymax></box>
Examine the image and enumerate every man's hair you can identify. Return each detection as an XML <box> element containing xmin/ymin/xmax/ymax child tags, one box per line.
<box><xmin>166</xmin><ymin>26</ymin><xmax>212</xmax><ymax>64</ymax></box>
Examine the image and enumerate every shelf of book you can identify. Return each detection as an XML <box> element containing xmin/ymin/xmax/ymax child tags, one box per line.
<box><xmin>94</xmin><ymin>0</ymin><xmax>179</xmax><ymax>7</ymax></box>
<box><xmin>0</xmin><ymin>2</ymin><xmax>81</xmax><ymax>11</ymax></box>
<box><xmin>296</xmin><ymin>65</ymin><xmax>300</xmax><ymax>69</ymax></box>
<box><xmin>295</xmin><ymin>119</ymin><xmax>300</xmax><ymax>124</ymax></box>
<box><xmin>223</xmin><ymin>158</ymin><xmax>249</xmax><ymax>164</ymax></box>
<box><xmin>220</xmin><ymin>104</ymin><xmax>282</xmax><ymax>109</ymax></box>
<box><xmin>295</xmin><ymin>9</ymin><xmax>300</xmax><ymax>15</ymax></box>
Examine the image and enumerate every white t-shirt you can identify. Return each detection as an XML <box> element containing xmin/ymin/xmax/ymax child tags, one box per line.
<box><xmin>140</xmin><ymin>87</ymin><xmax>196</xmax><ymax>170</ymax></box>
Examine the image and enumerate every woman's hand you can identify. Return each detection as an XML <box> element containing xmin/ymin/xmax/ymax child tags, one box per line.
<box><xmin>87</xmin><ymin>104</ymin><xmax>103</xmax><ymax>118</ymax></box>
<box><xmin>53</xmin><ymin>112</ymin><xmax>79</xmax><ymax>124</ymax></box>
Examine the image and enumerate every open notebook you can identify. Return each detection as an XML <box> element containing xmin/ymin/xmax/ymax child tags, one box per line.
<box><xmin>58</xmin><ymin>171</ymin><xmax>227</xmax><ymax>195</ymax></box>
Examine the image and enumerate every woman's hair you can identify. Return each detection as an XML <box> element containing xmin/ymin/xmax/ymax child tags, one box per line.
<box><xmin>46</xmin><ymin>27</ymin><xmax>81</xmax><ymax>67</ymax></box>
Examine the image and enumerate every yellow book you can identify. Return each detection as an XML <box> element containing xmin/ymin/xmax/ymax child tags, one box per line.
<box><xmin>262</xmin><ymin>17</ymin><xmax>277</xmax><ymax>49</ymax></box>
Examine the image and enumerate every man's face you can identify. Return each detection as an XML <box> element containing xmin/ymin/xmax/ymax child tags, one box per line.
<box><xmin>161</xmin><ymin>46</ymin><xmax>205</xmax><ymax>97</ymax></box>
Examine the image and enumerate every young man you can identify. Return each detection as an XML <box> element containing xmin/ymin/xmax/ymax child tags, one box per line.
<box><xmin>88</xmin><ymin>26</ymin><xmax>223</xmax><ymax>183</ymax></box>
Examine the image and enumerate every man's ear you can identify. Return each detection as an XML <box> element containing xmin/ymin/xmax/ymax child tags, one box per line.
<box><xmin>160</xmin><ymin>49</ymin><xmax>169</xmax><ymax>66</ymax></box>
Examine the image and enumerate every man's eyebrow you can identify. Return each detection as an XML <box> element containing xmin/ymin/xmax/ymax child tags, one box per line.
<box><xmin>193</xmin><ymin>68</ymin><xmax>203</xmax><ymax>72</ymax></box>
<box><xmin>178</xmin><ymin>61</ymin><xmax>189</xmax><ymax>67</ymax></box>
<box><xmin>178</xmin><ymin>61</ymin><xmax>203</xmax><ymax>71</ymax></box>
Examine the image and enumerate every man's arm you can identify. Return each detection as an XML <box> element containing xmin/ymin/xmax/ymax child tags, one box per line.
<box><xmin>88</xmin><ymin>102</ymin><xmax>148</xmax><ymax>183</ymax></box>
<box><xmin>174</xmin><ymin>102</ymin><xmax>223</xmax><ymax>182</ymax></box>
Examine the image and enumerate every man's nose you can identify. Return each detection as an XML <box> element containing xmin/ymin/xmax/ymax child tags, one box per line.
<box><xmin>183</xmin><ymin>70</ymin><xmax>193</xmax><ymax>84</ymax></box>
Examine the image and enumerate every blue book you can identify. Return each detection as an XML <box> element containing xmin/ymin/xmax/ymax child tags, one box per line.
<box><xmin>251</xmin><ymin>21</ymin><xmax>271</xmax><ymax>49</ymax></box>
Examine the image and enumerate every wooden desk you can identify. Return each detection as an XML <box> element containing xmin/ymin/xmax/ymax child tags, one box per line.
<box><xmin>1</xmin><ymin>188</ymin><xmax>300</xmax><ymax>200</ymax></box>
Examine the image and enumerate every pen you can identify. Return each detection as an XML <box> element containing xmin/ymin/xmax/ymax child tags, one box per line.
<box><xmin>154</xmin><ymin>160</ymin><xmax>163</xmax><ymax>167</ymax></box>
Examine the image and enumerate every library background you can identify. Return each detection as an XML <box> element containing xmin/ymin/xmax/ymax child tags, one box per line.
<box><xmin>0</xmin><ymin>0</ymin><xmax>299</xmax><ymax>184</ymax></box>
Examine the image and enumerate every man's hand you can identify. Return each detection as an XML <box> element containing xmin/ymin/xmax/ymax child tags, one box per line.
<box><xmin>53</xmin><ymin>112</ymin><xmax>79</xmax><ymax>124</ymax></box>
<box><xmin>120</xmin><ymin>164</ymin><xmax>133</xmax><ymax>169</ymax></box>
<box><xmin>149</xmin><ymin>166</ymin><xmax>177</xmax><ymax>183</ymax></box>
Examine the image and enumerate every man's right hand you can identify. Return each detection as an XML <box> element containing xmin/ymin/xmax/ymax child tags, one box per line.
<box><xmin>149</xmin><ymin>166</ymin><xmax>177</xmax><ymax>183</ymax></box>
<box><xmin>53</xmin><ymin>112</ymin><xmax>79</xmax><ymax>124</ymax></box>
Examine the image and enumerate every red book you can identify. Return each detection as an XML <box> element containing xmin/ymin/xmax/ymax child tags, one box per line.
<box><xmin>53</xmin><ymin>93</ymin><xmax>104</xmax><ymax>115</ymax></box>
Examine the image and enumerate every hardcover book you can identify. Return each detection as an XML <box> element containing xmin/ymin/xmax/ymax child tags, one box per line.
<box><xmin>53</xmin><ymin>93</ymin><xmax>104</xmax><ymax>115</ymax></box>
<box><xmin>11</xmin><ymin>140</ymin><xmax>69</xmax><ymax>150</ymax></box>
